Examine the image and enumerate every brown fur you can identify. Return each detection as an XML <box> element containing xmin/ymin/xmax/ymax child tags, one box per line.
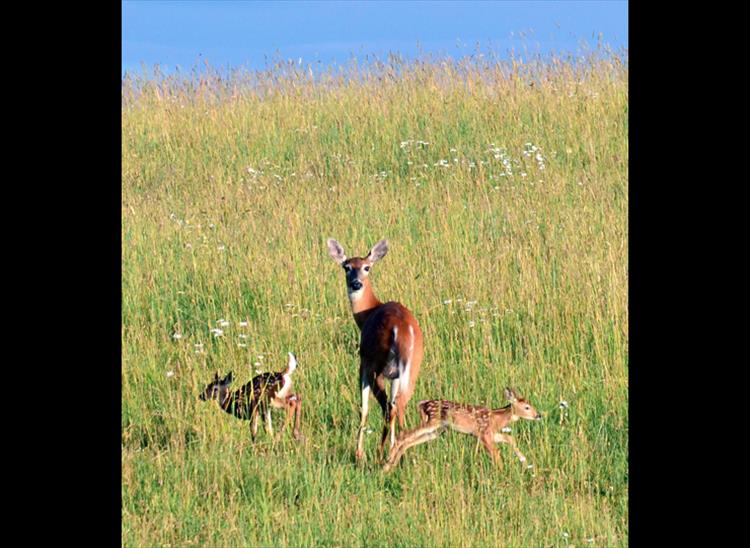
<box><xmin>384</xmin><ymin>389</ymin><xmax>542</xmax><ymax>472</ymax></box>
<box><xmin>327</xmin><ymin>238</ymin><xmax>424</xmax><ymax>461</ymax></box>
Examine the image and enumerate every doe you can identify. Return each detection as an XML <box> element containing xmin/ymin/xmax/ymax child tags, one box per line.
<box><xmin>327</xmin><ymin>238</ymin><xmax>424</xmax><ymax>461</ymax></box>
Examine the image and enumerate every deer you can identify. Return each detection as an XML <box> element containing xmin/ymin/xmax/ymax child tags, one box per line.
<box><xmin>383</xmin><ymin>388</ymin><xmax>542</xmax><ymax>472</ymax></box>
<box><xmin>199</xmin><ymin>352</ymin><xmax>303</xmax><ymax>441</ymax></box>
<box><xmin>327</xmin><ymin>238</ymin><xmax>424</xmax><ymax>462</ymax></box>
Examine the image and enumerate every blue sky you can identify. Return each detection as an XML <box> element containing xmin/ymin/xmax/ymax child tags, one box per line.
<box><xmin>122</xmin><ymin>1</ymin><xmax>627</xmax><ymax>75</ymax></box>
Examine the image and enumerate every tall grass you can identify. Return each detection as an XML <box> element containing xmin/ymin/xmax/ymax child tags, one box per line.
<box><xmin>122</xmin><ymin>49</ymin><xmax>627</xmax><ymax>546</ymax></box>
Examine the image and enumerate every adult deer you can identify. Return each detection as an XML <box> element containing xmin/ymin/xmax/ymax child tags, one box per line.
<box><xmin>327</xmin><ymin>238</ymin><xmax>424</xmax><ymax>462</ymax></box>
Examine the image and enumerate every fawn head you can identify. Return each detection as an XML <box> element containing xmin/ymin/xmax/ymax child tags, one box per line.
<box><xmin>327</xmin><ymin>238</ymin><xmax>388</xmax><ymax>294</ymax></box>
<box><xmin>504</xmin><ymin>388</ymin><xmax>543</xmax><ymax>421</ymax></box>
<box><xmin>199</xmin><ymin>372</ymin><xmax>233</xmax><ymax>401</ymax></box>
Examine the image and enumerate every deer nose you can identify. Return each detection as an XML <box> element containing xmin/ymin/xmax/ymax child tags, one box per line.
<box><xmin>536</xmin><ymin>413</ymin><xmax>543</xmax><ymax>420</ymax></box>
<box><xmin>350</xmin><ymin>280</ymin><xmax>362</xmax><ymax>290</ymax></box>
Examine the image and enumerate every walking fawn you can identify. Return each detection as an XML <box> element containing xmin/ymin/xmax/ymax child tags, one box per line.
<box><xmin>199</xmin><ymin>352</ymin><xmax>303</xmax><ymax>441</ymax></box>
<box><xmin>327</xmin><ymin>238</ymin><xmax>424</xmax><ymax>461</ymax></box>
<box><xmin>383</xmin><ymin>388</ymin><xmax>542</xmax><ymax>472</ymax></box>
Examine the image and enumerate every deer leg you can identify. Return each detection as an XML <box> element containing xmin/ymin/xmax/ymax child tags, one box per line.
<box><xmin>383</xmin><ymin>422</ymin><xmax>444</xmax><ymax>472</ymax></box>
<box><xmin>388</xmin><ymin>377</ymin><xmax>401</xmax><ymax>448</ymax></box>
<box><xmin>496</xmin><ymin>433</ymin><xmax>528</xmax><ymax>464</ymax></box>
<box><xmin>371</xmin><ymin>375</ymin><xmax>391</xmax><ymax>460</ymax></box>
<box><xmin>250</xmin><ymin>406</ymin><xmax>260</xmax><ymax>441</ymax></box>
<box><xmin>356</xmin><ymin>368</ymin><xmax>373</xmax><ymax>462</ymax></box>
<box><xmin>290</xmin><ymin>394</ymin><xmax>303</xmax><ymax>441</ymax></box>
<box><xmin>395</xmin><ymin>392</ymin><xmax>408</xmax><ymax>429</ymax></box>
<box><xmin>480</xmin><ymin>432</ymin><xmax>502</xmax><ymax>467</ymax></box>
<box><xmin>263</xmin><ymin>403</ymin><xmax>274</xmax><ymax>437</ymax></box>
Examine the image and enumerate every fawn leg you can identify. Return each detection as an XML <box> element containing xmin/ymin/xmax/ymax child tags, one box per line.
<box><xmin>273</xmin><ymin>398</ymin><xmax>293</xmax><ymax>441</ymax></box>
<box><xmin>356</xmin><ymin>365</ymin><xmax>373</xmax><ymax>461</ymax></box>
<box><xmin>280</xmin><ymin>394</ymin><xmax>303</xmax><ymax>441</ymax></box>
<box><xmin>480</xmin><ymin>432</ymin><xmax>502</xmax><ymax>467</ymax></box>
<box><xmin>291</xmin><ymin>395</ymin><xmax>303</xmax><ymax>441</ymax></box>
<box><xmin>263</xmin><ymin>403</ymin><xmax>274</xmax><ymax>437</ymax></box>
<box><xmin>250</xmin><ymin>407</ymin><xmax>260</xmax><ymax>440</ymax></box>
<box><xmin>496</xmin><ymin>433</ymin><xmax>528</xmax><ymax>464</ymax></box>
<box><xmin>383</xmin><ymin>423</ymin><xmax>444</xmax><ymax>472</ymax></box>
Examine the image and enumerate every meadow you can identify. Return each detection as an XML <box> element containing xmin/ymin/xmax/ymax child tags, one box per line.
<box><xmin>122</xmin><ymin>49</ymin><xmax>628</xmax><ymax>546</ymax></box>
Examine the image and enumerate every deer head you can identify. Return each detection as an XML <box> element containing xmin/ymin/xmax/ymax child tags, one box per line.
<box><xmin>199</xmin><ymin>371</ymin><xmax>233</xmax><ymax>402</ymax></box>
<box><xmin>504</xmin><ymin>387</ymin><xmax>543</xmax><ymax>421</ymax></box>
<box><xmin>327</xmin><ymin>238</ymin><xmax>388</xmax><ymax>296</ymax></box>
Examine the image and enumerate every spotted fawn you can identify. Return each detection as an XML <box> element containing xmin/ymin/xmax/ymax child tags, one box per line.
<box><xmin>199</xmin><ymin>352</ymin><xmax>303</xmax><ymax>441</ymax></box>
<box><xmin>383</xmin><ymin>388</ymin><xmax>541</xmax><ymax>472</ymax></box>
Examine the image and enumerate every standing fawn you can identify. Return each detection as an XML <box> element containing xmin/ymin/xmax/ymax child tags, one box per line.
<box><xmin>199</xmin><ymin>352</ymin><xmax>303</xmax><ymax>441</ymax></box>
<box><xmin>383</xmin><ymin>388</ymin><xmax>541</xmax><ymax>472</ymax></box>
<box><xmin>327</xmin><ymin>238</ymin><xmax>424</xmax><ymax>461</ymax></box>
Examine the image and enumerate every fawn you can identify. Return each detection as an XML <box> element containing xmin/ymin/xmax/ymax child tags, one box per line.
<box><xmin>383</xmin><ymin>388</ymin><xmax>541</xmax><ymax>472</ymax></box>
<box><xmin>199</xmin><ymin>352</ymin><xmax>303</xmax><ymax>441</ymax></box>
<box><xmin>327</xmin><ymin>238</ymin><xmax>424</xmax><ymax>461</ymax></box>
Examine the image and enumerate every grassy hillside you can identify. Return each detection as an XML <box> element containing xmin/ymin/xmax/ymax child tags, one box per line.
<box><xmin>122</xmin><ymin>51</ymin><xmax>628</xmax><ymax>546</ymax></box>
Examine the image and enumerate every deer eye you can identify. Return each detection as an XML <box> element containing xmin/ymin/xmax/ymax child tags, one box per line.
<box><xmin>364</xmin><ymin>266</ymin><xmax>370</xmax><ymax>272</ymax></box>
<box><xmin>525</xmin><ymin>406</ymin><xmax>530</xmax><ymax>410</ymax></box>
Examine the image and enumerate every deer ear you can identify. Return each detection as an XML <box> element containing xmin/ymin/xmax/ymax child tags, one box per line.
<box><xmin>367</xmin><ymin>239</ymin><xmax>388</xmax><ymax>263</ymax></box>
<box><xmin>287</xmin><ymin>352</ymin><xmax>297</xmax><ymax>372</ymax></box>
<box><xmin>327</xmin><ymin>238</ymin><xmax>346</xmax><ymax>264</ymax></box>
<box><xmin>222</xmin><ymin>372</ymin><xmax>233</xmax><ymax>385</ymax></box>
<box><xmin>504</xmin><ymin>388</ymin><xmax>517</xmax><ymax>402</ymax></box>
<box><xmin>214</xmin><ymin>372</ymin><xmax>220</xmax><ymax>382</ymax></box>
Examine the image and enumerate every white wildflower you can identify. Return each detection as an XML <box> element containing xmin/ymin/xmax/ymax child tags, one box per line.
<box><xmin>166</xmin><ymin>371</ymin><xmax>175</xmax><ymax>378</ymax></box>
<box><xmin>559</xmin><ymin>400</ymin><xmax>569</xmax><ymax>409</ymax></box>
<box><xmin>239</xmin><ymin>321</ymin><xmax>248</xmax><ymax>327</ymax></box>
<box><xmin>172</xmin><ymin>333</ymin><xmax>182</xmax><ymax>340</ymax></box>
<box><xmin>217</xmin><ymin>319</ymin><xmax>229</xmax><ymax>327</ymax></box>
<box><xmin>501</xmin><ymin>426</ymin><xmax>512</xmax><ymax>433</ymax></box>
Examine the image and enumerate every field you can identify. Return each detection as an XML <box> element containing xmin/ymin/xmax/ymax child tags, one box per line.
<box><xmin>122</xmin><ymin>50</ymin><xmax>628</xmax><ymax>546</ymax></box>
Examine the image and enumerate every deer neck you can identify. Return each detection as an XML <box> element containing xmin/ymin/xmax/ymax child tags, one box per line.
<box><xmin>492</xmin><ymin>404</ymin><xmax>514</xmax><ymax>427</ymax></box>
<box><xmin>348</xmin><ymin>278</ymin><xmax>382</xmax><ymax>330</ymax></box>
<box><xmin>219</xmin><ymin>388</ymin><xmax>236</xmax><ymax>415</ymax></box>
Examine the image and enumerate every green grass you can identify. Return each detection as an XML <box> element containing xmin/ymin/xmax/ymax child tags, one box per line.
<box><xmin>122</xmin><ymin>51</ymin><xmax>628</xmax><ymax>546</ymax></box>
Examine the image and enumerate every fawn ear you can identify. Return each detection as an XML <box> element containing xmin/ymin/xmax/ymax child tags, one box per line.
<box><xmin>222</xmin><ymin>372</ymin><xmax>233</xmax><ymax>385</ymax></box>
<box><xmin>366</xmin><ymin>239</ymin><xmax>388</xmax><ymax>263</ymax></box>
<box><xmin>327</xmin><ymin>238</ymin><xmax>346</xmax><ymax>264</ymax></box>
<box><xmin>213</xmin><ymin>372</ymin><xmax>220</xmax><ymax>382</ymax></box>
<box><xmin>504</xmin><ymin>388</ymin><xmax>517</xmax><ymax>402</ymax></box>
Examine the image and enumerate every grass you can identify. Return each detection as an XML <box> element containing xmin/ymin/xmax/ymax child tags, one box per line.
<box><xmin>122</xmin><ymin>49</ymin><xmax>628</xmax><ymax>546</ymax></box>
